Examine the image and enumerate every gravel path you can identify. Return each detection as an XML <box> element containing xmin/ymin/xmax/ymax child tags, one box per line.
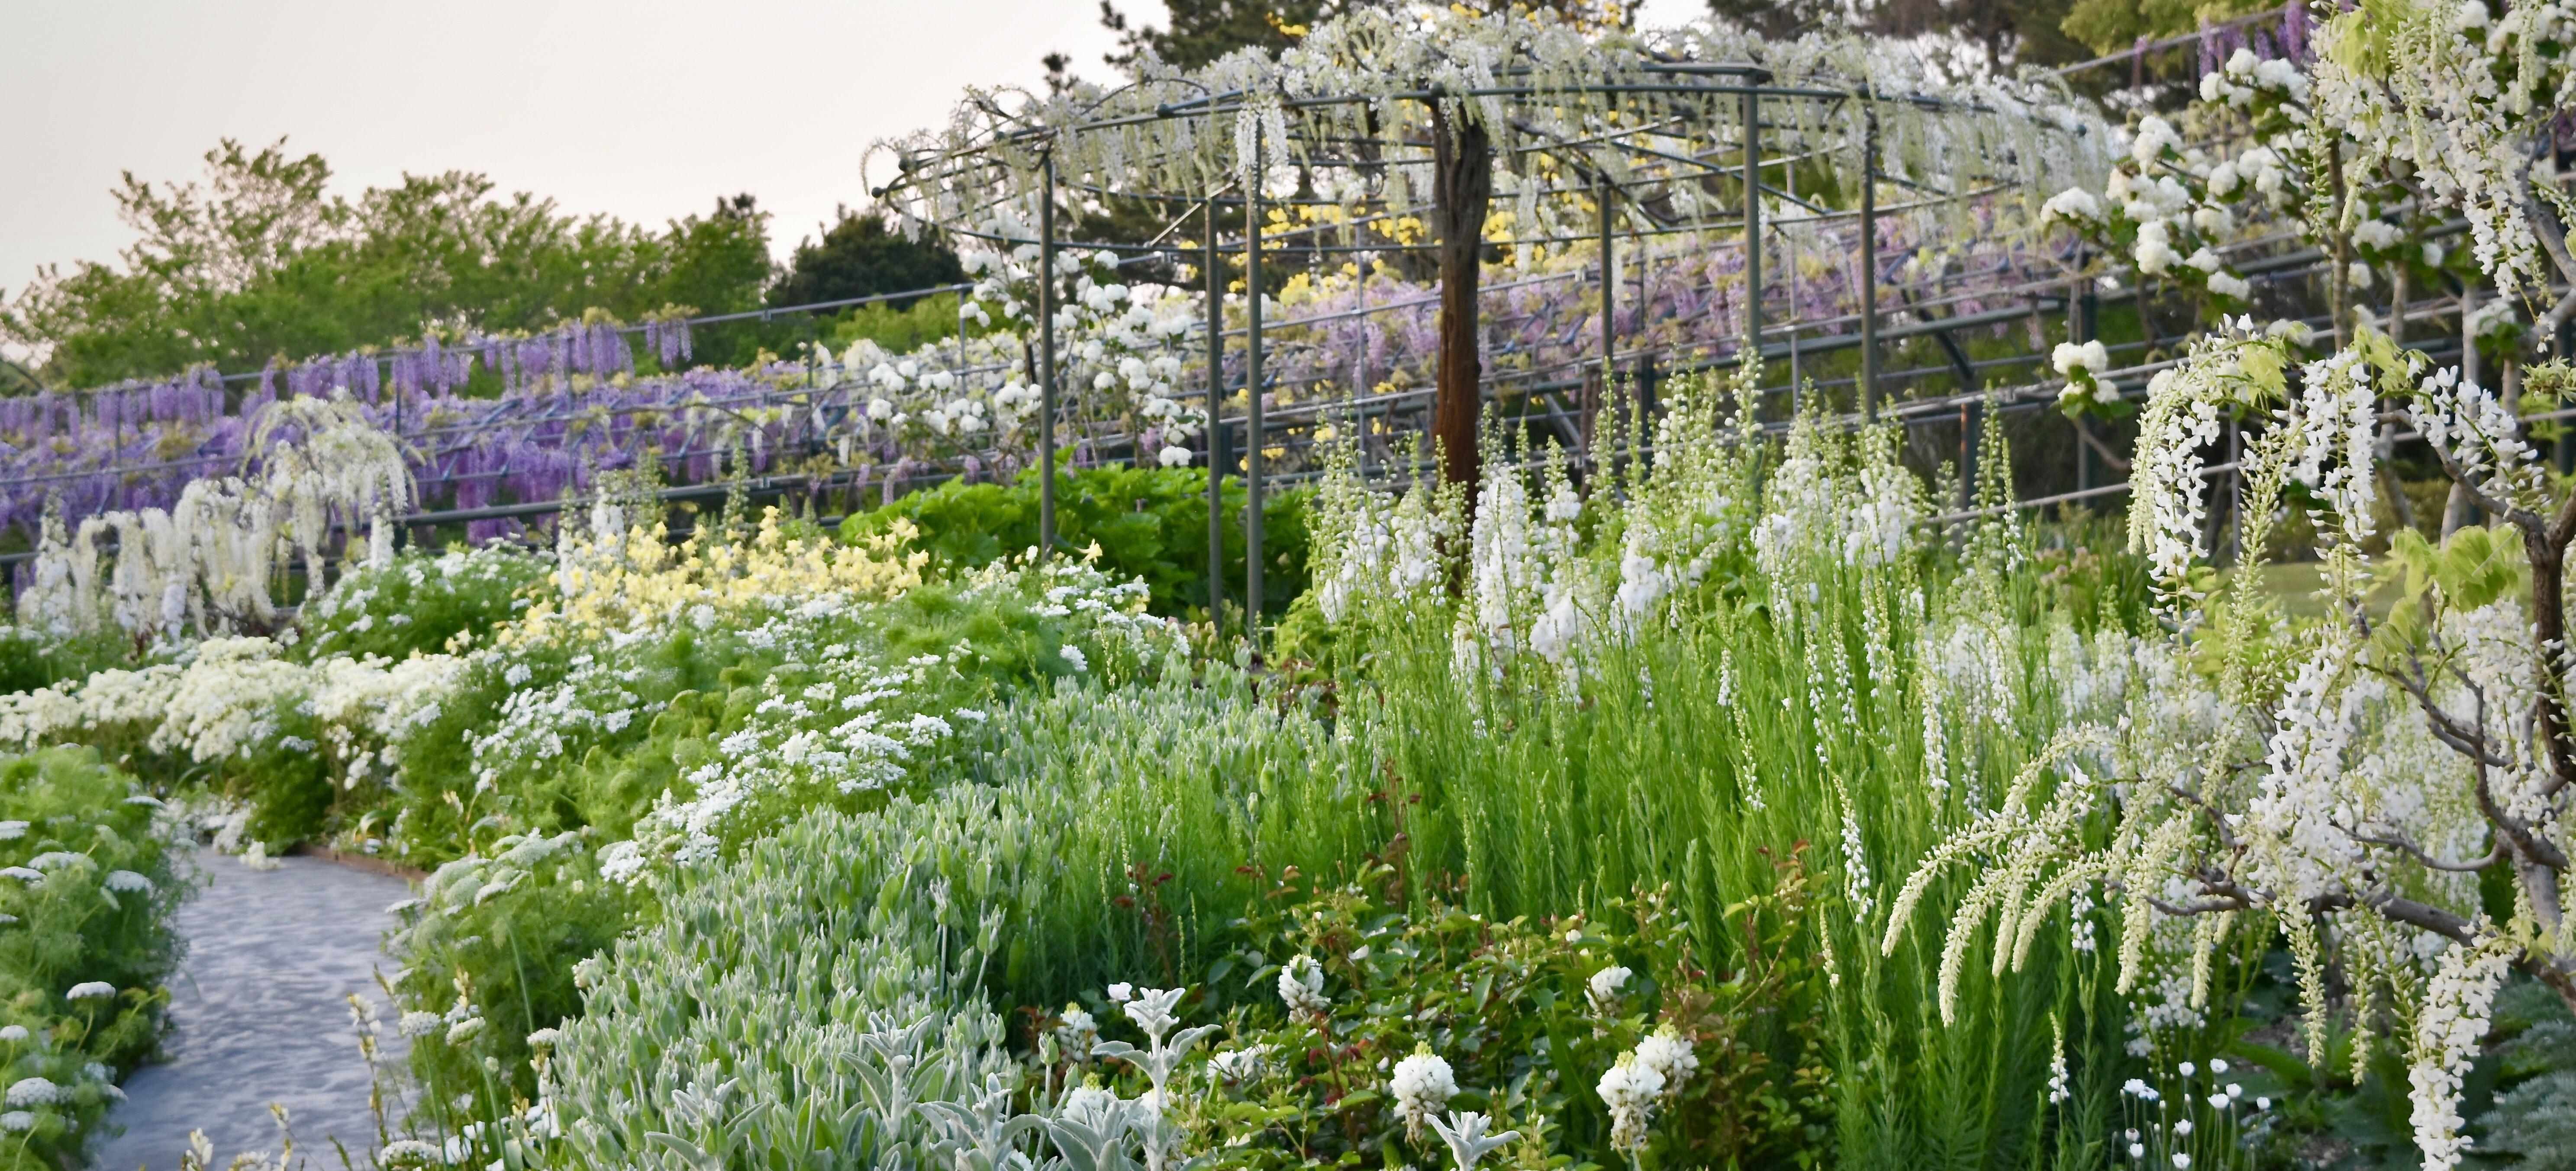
<box><xmin>89</xmin><ymin>846</ymin><xmax>413</xmax><ymax>1171</ymax></box>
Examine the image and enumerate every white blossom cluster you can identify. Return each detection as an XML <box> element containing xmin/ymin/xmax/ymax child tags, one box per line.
<box><xmin>18</xmin><ymin>392</ymin><xmax>412</xmax><ymax>644</ymax></box>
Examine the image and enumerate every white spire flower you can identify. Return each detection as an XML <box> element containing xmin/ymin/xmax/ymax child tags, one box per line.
<box><xmin>1586</xmin><ymin>965</ymin><xmax>1632</xmax><ymax>1016</ymax></box>
<box><xmin>1390</xmin><ymin>1046</ymin><xmax>1457</xmax><ymax>1140</ymax></box>
<box><xmin>1278</xmin><ymin>954</ymin><xmax>1328</xmax><ymax>1016</ymax></box>
<box><xmin>1634</xmin><ymin>1025</ymin><xmax>1699</xmax><ymax>1099</ymax></box>
<box><xmin>1597</xmin><ymin>1051</ymin><xmax>1666</xmax><ymax>1152</ymax></box>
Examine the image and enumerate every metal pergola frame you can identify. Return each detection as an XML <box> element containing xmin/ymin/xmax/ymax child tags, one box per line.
<box><xmin>870</xmin><ymin>63</ymin><xmax>2060</xmax><ymax>633</ymax></box>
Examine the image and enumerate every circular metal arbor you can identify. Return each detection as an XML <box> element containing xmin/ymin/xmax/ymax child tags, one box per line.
<box><xmin>872</xmin><ymin>6</ymin><xmax>2104</xmax><ymax>633</ymax></box>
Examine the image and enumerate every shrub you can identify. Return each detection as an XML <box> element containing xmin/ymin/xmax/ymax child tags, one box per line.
<box><xmin>841</xmin><ymin>464</ymin><xmax>1311</xmax><ymax>618</ymax></box>
<box><xmin>0</xmin><ymin>747</ymin><xmax>189</xmax><ymax>1169</ymax></box>
<box><xmin>294</xmin><ymin>544</ymin><xmax>551</xmax><ymax>664</ymax></box>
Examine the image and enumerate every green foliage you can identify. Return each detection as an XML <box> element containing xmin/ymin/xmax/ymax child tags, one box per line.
<box><xmin>295</xmin><ymin>545</ymin><xmax>551</xmax><ymax>664</ymax></box>
<box><xmin>820</xmin><ymin>291</ymin><xmax>968</xmax><ymax>355</ymax></box>
<box><xmin>2477</xmin><ymin>980</ymin><xmax>2576</xmax><ymax>1169</ymax></box>
<box><xmin>2057</xmin><ymin>0</ymin><xmax>2278</xmax><ymax>57</ymax></box>
<box><xmin>840</xmin><ymin>464</ymin><xmax>1312</xmax><ymax>617</ymax></box>
<box><xmin>0</xmin><ymin>747</ymin><xmax>189</xmax><ymax>1169</ymax></box>
<box><xmin>0</xmin><ymin>628</ymin><xmax>141</xmax><ymax>698</ymax></box>
<box><xmin>770</xmin><ymin>209</ymin><xmax>967</xmax><ymax>313</ymax></box>
<box><xmin>1150</xmin><ymin>870</ymin><xmax>1831</xmax><ymax>1170</ymax></box>
<box><xmin>3</xmin><ymin>138</ymin><xmax>775</xmax><ymax>387</ymax></box>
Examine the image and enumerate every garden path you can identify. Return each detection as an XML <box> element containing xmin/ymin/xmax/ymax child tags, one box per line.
<box><xmin>89</xmin><ymin>845</ymin><xmax>412</xmax><ymax>1171</ymax></box>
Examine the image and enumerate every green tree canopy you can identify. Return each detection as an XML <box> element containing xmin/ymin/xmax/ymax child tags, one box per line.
<box><xmin>766</xmin><ymin>208</ymin><xmax>967</xmax><ymax>312</ymax></box>
<box><xmin>2</xmin><ymin>138</ymin><xmax>775</xmax><ymax>389</ymax></box>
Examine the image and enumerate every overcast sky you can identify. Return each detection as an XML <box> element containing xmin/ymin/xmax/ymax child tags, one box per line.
<box><xmin>3</xmin><ymin>0</ymin><xmax>1703</xmax><ymax>302</ymax></box>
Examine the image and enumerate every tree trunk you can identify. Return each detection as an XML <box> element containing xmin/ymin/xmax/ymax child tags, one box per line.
<box><xmin>1431</xmin><ymin>105</ymin><xmax>1493</xmax><ymax>493</ymax></box>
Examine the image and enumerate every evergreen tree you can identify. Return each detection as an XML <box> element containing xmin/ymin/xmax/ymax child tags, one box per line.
<box><xmin>767</xmin><ymin>209</ymin><xmax>966</xmax><ymax>312</ymax></box>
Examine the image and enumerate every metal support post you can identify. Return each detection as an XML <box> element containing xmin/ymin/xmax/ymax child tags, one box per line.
<box><xmin>1244</xmin><ymin>130</ymin><xmax>1266</xmax><ymax>639</ymax></box>
<box><xmin>1859</xmin><ymin>103</ymin><xmax>1880</xmax><ymax>420</ymax></box>
<box><xmin>1742</xmin><ymin>88</ymin><xmax>1762</xmax><ymax>375</ymax></box>
<box><xmin>1205</xmin><ymin>198</ymin><xmax>1226</xmax><ymax>618</ymax></box>
<box><xmin>1038</xmin><ymin>149</ymin><xmax>1059</xmax><ymax>554</ymax></box>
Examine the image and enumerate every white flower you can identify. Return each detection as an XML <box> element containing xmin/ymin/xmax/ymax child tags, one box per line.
<box><xmin>2130</xmin><ymin>116</ymin><xmax>2182</xmax><ymax>166</ymax></box>
<box><xmin>1211</xmin><ymin>1044</ymin><xmax>1273</xmax><ymax>1083</ymax></box>
<box><xmin>2053</xmin><ymin>340</ymin><xmax>2111</xmax><ymax>377</ymax></box>
<box><xmin>397</xmin><ymin>1011</ymin><xmax>442</xmax><ymax>1038</ymax></box>
<box><xmin>1157</xmin><ymin>445</ymin><xmax>1193</xmax><ymax>469</ymax></box>
<box><xmin>0</xmin><ymin>823</ymin><xmax>25</xmax><ymax>840</ymax></box>
<box><xmin>1391</xmin><ymin>1048</ymin><xmax>1457</xmax><ymax>1137</ymax></box>
<box><xmin>2207</xmin><ymin>272</ymin><xmax>2251</xmax><ymax>300</ymax></box>
<box><xmin>1278</xmin><ymin>954</ymin><xmax>1328</xmax><ymax>1015</ymax></box>
<box><xmin>64</xmin><ymin>982</ymin><xmax>114</xmax><ymax>1001</ymax></box>
<box><xmin>1597</xmin><ymin>1052</ymin><xmax>1665</xmax><ymax>1152</ymax></box>
<box><xmin>3</xmin><ymin>1077</ymin><xmax>57</xmax><ymax>1107</ymax></box>
<box><xmin>1055</xmin><ymin>1005</ymin><xmax>1099</xmax><ymax>1058</ymax></box>
<box><xmin>0</xmin><ymin>1027</ymin><xmax>25</xmax><ymax>1042</ymax></box>
<box><xmin>2348</xmin><ymin>261</ymin><xmax>2374</xmax><ymax>289</ymax></box>
<box><xmin>445</xmin><ymin>1016</ymin><xmax>485</xmax><ymax>1045</ymax></box>
<box><xmin>380</xmin><ymin>1139</ymin><xmax>441</xmax><ymax>1166</ymax></box>
<box><xmin>2043</xmin><ymin>187</ymin><xmax>2102</xmax><ymax>222</ymax></box>
<box><xmin>1586</xmin><ymin>965</ymin><xmax>1632</xmax><ymax>1014</ymax></box>
<box><xmin>0</xmin><ymin>1112</ymin><xmax>30</xmax><ymax>1133</ymax></box>
<box><xmin>526</xmin><ymin>1027</ymin><xmax>563</xmax><ymax>1049</ymax></box>
<box><xmin>1634</xmin><ymin>1026</ymin><xmax>1699</xmax><ymax>1097</ymax></box>
<box><xmin>103</xmin><ymin>870</ymin><xmax>152</xmax><ymax>893</ymax></box>
<box><xmin>2136</xmin><ymin>222</ymin><xmax>2180</xmax><ymax>275</ymax></box>
<box><xmin>2412</xmin><ymin>942</ymin><xmax>2512</xmax><ymax>1170</ymax></box>
<box><xmin>1106</xmin><ymin>982</ymin><xmax>1133</xmax><ymax>1003</ymax></box>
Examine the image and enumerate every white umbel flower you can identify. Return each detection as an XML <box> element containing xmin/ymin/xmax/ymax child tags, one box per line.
<box><xmin>3</xmin><ymin>1077</ymin><xmax>58</xmax><ymax>1107</ymax></box>
<box><xmin>64</xmin><ymin>982</ymin><xmax>114</xmax><ymax>1001</ymax></box>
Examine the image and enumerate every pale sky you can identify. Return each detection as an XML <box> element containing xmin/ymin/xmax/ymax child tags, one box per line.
<box><xmin>3</xmin><ymin>0</ymin><xmax>1704</xmax><ymax>307</ymax></box>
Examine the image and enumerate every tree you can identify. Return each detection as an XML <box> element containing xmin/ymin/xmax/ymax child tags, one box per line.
<box><xmin>1706</xmin><ymin>0</ymin><xmax>2091</xmax><ymax>71</ymax></box>
<box><xmin>2</xmin><ymin>138</ymin><xmax>777</xmax><ymax>389</ymax></box>
<box><xmin>1892</xmin><ymin>6</ymin><xmax>2576</xmax><ymax>1168</ymax></box>
<box><xmin>1099</xmin><ymin>0</ymin><xmax>1353</xmax><ymax>71</ymax></box>
<box><xmin>767</xmin><ymin>209</ymin><xmax>967</xmax><ymax>312</ymax></box>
